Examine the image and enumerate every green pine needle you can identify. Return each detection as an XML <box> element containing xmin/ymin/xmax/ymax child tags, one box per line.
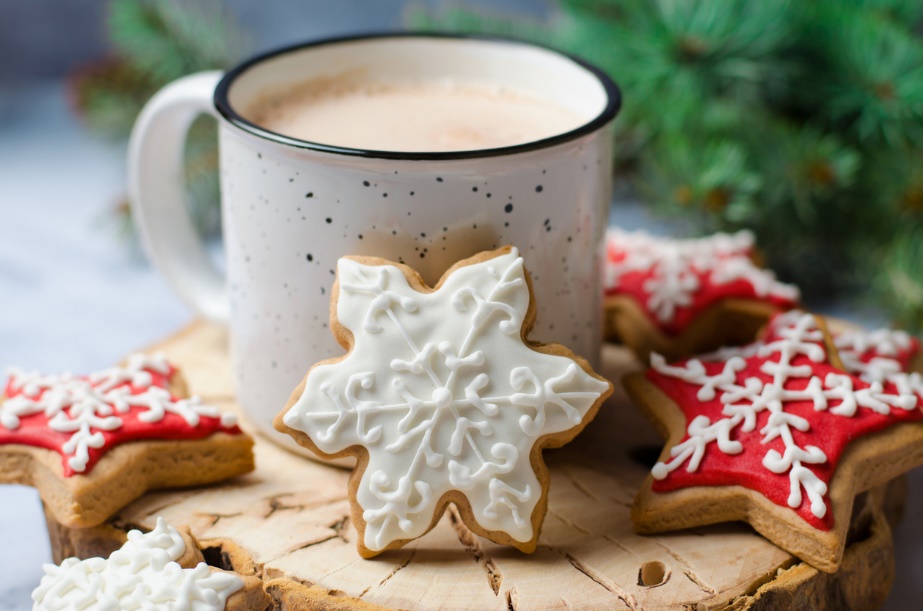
<box><xmin>109</xmin><ymin>0</ymin><xmax>242</xmax><ymax>84</ymax></box>
<box><xmin>559</xmin><ymin>0</ymin><xmax>797</xmax><ymax>131</ymax></box>
<box><xmin>798</xmin><ymin>3</ymin><xmax>923</xmax><ymax>145</ymax></box>
<box><xmin>72</xmin><ymin>0</ymin><xmax>244</xmax><ymax>240</ymax></box>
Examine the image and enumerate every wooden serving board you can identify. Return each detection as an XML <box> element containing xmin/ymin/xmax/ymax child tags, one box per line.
<box><xmin>44</xmin><ymin>321</ymin><xmax>903</xmax><ymax>610</ymax></box>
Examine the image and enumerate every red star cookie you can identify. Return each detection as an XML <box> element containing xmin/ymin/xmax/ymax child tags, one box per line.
<box><xmin>604</xmin><ymin>228</ymin><xmax>800</xmax><ymax>361</ymax></box>
<box><xmin>0</xmin><ymin>353</ymin><xmax>254</xmax><ymax>527</ymax></box>
<box><xmin>624</xmin><ymin>310</ymin><xmax>923</xmax><ymax>572</ymax></box>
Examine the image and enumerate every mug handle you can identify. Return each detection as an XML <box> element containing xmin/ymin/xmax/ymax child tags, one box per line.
<box><xmin>127</xmin><ymin>70</ymin><xmax>229</xmax><ymax>323</ymax></box>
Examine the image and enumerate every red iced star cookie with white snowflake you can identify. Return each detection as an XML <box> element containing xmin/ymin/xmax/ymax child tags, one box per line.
<box><xmin>275</xmin><ymin>247</ymin><xmax>613</xmax><ymax>557</ymax></box>
<box><xmin>0</xmin><ymin>353</ymin><xmax>254</xmax><ymax>527</ymax></box>
<box><xmin>603</xmin><ymin>228</ymin><xmax>800</xmax><ymax>361</ymax></box>
<box><xmin>624</xmin><ymin>310</ymin><xmax>923</xmax><ymax>572</ymax></box>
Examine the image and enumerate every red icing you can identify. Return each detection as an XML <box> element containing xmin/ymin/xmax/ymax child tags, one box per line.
<box><xmin>647</xmin><ymin>316</ymin><xmax>923</xmax><ymax>530</ymax></box>
<box><xmin>605</xmin><ymin>235</ymin><xmax>798</xmax><ymax>336</ymax></box>
<box><xmin>1</xmin><ymin>364</ymin><xmax>242</xmax><ymax>477</ymax></box>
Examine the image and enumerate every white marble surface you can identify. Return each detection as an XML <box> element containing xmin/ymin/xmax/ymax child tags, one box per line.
<box><xmin>0</xmin><ymin>83</ymin><xmax>920</xmax><ymax>610</ymax></box>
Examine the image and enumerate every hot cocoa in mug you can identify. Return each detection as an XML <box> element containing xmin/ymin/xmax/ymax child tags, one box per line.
<box><xmin>247</xmin><ymin>79</ymin><xmax>587</xmax><ymax>152</ymax></box>
<box><xmin>128</xmin><ymin>33</ymin><xmax>621</xmax><ymax>457</ymax></box>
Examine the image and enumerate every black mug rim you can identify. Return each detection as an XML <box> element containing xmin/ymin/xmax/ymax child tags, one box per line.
<box><xmin>213</xmin><ymin>31</ymin><xmax>622</xmax><ymax>161</ymax></box>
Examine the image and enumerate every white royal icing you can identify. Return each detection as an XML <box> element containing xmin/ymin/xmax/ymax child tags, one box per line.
<box><xmin>834</xmin><ymin>327</ymin><xmax>918</xmax><ymax>386</ymax></box>
<box><xmin>32</xmin><ymin>517</ymin><xmax>242</xmax><ymax>610</ymax></box>
<box><xmin>605</xmin><ymin>229</ymin><xmax>800</xmax><ymax>323</ymax></box>
<box><xmin>283</xmin><ymin>248</ymin><xmax>610</xmax><ymax>551</ymax></box>
<box><xmin>701</xmin><ymin>320</ymin><xmax>923</xmax><ymax>398</ymax></box>
<box><xmin>650</xmin><ymin>311</ymin><xmax>919</xmax><ymax>519</ymax></box>
<box><xmin>2</xmin><ymin>354</ymin><xmax>238</xmax><ymax>473</ymax></box>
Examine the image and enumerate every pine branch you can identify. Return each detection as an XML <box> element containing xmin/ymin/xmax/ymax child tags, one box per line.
<box><xmin>796</xmin><ymin>1</ymin><xmax>923</xmax><ymax>146</ymax></box>
<box><xmin>70</xmin><ymin>0</ymin><xmax>245</xmax><ymax>240</ymax></box>
<box><xmin>108</xmin><ymin>0</ymin><xmax>242</xmax><ymax>83</ymax></box>
<box><xmin>839</xmin><ymin>0</ymin><xmax>923</xmax><ymax>29</ymax></box>
<box><xmin>558</xmin><ymin>0</ymin><xmax>798</xmax><ymax>129</ymax></box>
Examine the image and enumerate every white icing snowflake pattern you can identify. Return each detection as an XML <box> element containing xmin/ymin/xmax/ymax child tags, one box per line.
<box><xmin>833</xmin><ymin>327</ymin><xmax>921</xmax><ymax>389</ymax></box>
<box><xmin>605</xmin><ymin>228</ymin><xmax>799</xmax><ymax>323</ymax></box>
<box><xmin>700</xmin><ymin>317</ymin><xmax>923</xmax><ymax>397</ymax></box>
<box><xmin>282</xmin><ymin>248</ymin><xmax>610</xmax><ymax>552</ymax></box>
<box><xmin>1</xmin><ymin>354</ymin><xmax>237</xmax><ymax>473</ymax></box>
<box><xmin>32</xmin><ymin>517</ymin><xmax>242</xmax><ymax>610</ymax></box>
<box><xmin>650</xmin><ymin>310</ymin><xmax>919</xmax><ymax>519</ymax></box>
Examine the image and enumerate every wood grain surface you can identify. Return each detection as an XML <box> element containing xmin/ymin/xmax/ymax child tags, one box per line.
<box><xmin>43</xmin><ymin>321</ymin><xmax>903</xmax><ymax>610</ymax></box>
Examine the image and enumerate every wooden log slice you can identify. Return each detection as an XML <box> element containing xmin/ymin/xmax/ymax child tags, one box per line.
<box><xmin>44</xmin><ymin>321</ymin><xmax>903</xmax><ymax>610</ymax></box>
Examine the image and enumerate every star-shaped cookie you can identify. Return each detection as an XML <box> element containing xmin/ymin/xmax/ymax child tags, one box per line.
<box><xmin>33</xmin><ymin>517</ymin><xmax>269</xmax><ymax>610</ymax></box>
<box><xmin>276</xmin><ymin>247</ymin><xmax>613</xmax><ymax>557</ymax></box>
<box><xmin>0</xmin><ymin>353</ymin><xmax>254</xmax><ymax>527</ymax></box>
<box><xmin>604</xmin><ymin>228</ymin><xmax>800</xmax><ymax>361</ymax></box>
<box><xmin>624</xmin><ymin>310</ymin><xmax>923</xmax><ymax>572</ymax></box>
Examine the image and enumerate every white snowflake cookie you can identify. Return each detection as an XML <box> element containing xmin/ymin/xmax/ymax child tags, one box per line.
<box><xmin>32</xmin><ymin>517</ymin><xmax>269</xmax><ymax>611</ymax></box>
<box><xmin>276</xmin><ymin>247</ymin><xmax>613</xmax><ymax>557</ymax></box>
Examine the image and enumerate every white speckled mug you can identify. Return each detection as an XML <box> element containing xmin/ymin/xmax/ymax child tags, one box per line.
<box><xmin>128</xmin><ymin>33</ymin><xmax>621</xmax><ymax>454</ymax></box>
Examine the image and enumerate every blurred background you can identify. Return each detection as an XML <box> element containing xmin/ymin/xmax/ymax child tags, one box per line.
<box><xmin>0</xmin><ymin>1</ymin><xmax>921</xmax><ymax>609</ymax></box>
